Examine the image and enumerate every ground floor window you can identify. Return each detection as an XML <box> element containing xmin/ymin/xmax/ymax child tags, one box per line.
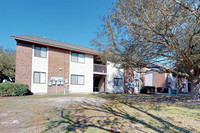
<box><xmin>33</xmin><ymin>72</ymin><xmax>46</xmax><ymax>84</ymax></box>
<box><xmin>71</xmin><ymin>75</ymin><xmax>84</xmax><ymax>85</ymax></box>
<box><xmin>114</xmin><ymin>78</ymin><xmax>123</xmax><ymax>86</ymax></box>
<box><xmin>134</xmin><ymin>79</ymin><xmax>140</xmax><ymax>88</ymax></box>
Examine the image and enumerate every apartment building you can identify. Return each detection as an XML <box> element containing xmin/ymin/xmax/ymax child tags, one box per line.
<box><xmin>12</xmin><ymin>35</ymin><xmax>188</xmax><ymax>94</ymax></box>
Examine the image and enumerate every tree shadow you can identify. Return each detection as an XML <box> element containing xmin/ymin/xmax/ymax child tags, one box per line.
<box><xmin>44</xmin><ymin>108</ymin><xmax>122</xmax><ymax>133</ymax></box>
<box><xmin>119</xmin><ymin>99</ymin><xmax>191</xmax><ymax>133</ymax></box>
<box><xmin>44</xmin><ymin>96</ymin><xmax>192</xmax><ymax>133</ymax></box>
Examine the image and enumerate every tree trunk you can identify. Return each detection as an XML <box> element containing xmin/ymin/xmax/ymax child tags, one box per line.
<box><xmin>190</xmin><ymin>81</ymin><xmax>199</xmax><ymax>101</ymax></box>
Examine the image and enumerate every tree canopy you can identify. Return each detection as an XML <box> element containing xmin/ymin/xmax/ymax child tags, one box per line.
<box><xmin>0</xmin><ymin>47</ymin><xmax>15</xmax><ymax>82</ymax></box>
<box><xmin>91</xmin><ymin>0</ymin><xmax>200</xmax><ymax>100</ymax></box>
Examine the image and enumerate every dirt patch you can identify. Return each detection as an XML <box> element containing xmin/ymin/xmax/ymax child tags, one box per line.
<box><xmin>0</xmin><ymin>96</ymin><xmax>106</xmax><ymax>133</ymax></box>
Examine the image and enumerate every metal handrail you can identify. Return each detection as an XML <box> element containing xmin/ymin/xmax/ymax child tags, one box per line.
<box><xmin>94</xmin><ymin>64</ymin><xmax>107</xmax><ymax>73</ymax></box>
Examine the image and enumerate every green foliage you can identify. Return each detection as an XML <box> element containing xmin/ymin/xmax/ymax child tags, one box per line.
<box><xmin>164</xmin><ymin>88</ymin><xmax>169</xmax><ymax>93</ymax></box>
<box><xmin>0</xmin><ymin>82</ymin><xmax>31</xmax><ymax>96</ymax></box>
<box><xmin>157</xmin><ymin>87</ymin><xmax>163</xmax><ymax>92</ymax></box>
<box><xmin>140</xmin><ymin>86</ymin><xmax>155</xmax><ymax>94</ymax></box>
<box><xmin>0</xmin><ymin>47</ymin><xmax>16</xmax><ymax>82</ymax></box>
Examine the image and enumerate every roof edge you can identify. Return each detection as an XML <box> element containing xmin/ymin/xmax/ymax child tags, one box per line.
<box><xmin>11</xmin><ymin>35</ymin><xmax>100</xmax><ymax>56</ymax></box>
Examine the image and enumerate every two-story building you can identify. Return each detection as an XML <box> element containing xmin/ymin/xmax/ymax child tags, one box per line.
<box><xmin>12</xmin><ymin>35</ymin><xmax>126</xmax><ymax>94</ymax></box>
<box><xmin>12</xmin><ymin>35</ymin><xmax>190</xmax><ymax>94</ymax></box>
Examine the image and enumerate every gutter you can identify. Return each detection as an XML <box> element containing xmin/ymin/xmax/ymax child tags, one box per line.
<box><xmin>11</xmin><ymin>36</ymin><xmax>100</xmax><ymax>56</ymax></box>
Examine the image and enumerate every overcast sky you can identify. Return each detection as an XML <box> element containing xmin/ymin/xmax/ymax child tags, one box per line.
<box><xmin>0</xmin><ymin>0</ymin><xmax>113</xmax><ymax>50</ymax></box>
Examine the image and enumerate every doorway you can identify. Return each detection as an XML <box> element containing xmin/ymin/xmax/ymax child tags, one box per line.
<box><xmin>93</xmin><ymin>75</ymin><xmax>105</xmax><ymax>92</ymax></box>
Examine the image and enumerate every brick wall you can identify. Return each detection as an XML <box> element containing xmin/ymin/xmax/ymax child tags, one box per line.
<box><xmin>153</xmin><ymin>72</ymin><xmax>168</xmax><ymax>88</ymax></box>
<box><xmin>15</xmin><ymin>41</ymin><xmax>32</xmax><ymax>89</ymax></box>
<box><xmin>124</xmin><ymin>68</ymin><xmax>134</xmax><ymax>83</ymax></box>
<box><xmin>48</xmin><ymin>47</ymin><xmax>70</xmax><ymax>94</ymax></box>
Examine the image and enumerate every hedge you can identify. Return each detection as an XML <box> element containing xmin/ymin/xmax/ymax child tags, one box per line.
<box><xmin>157</xmin><ymin>87</ymin><xmax>163</xmax><ymax>92</ymax></box>
<box><xmin>140</xmin><ymin>86</ymin><xmax>155</xmax><ymax>94</ymax></box>
<box><xmin>0</xmin><ymin>82</ymin><xmax>32</xmax><ymax>96</ymax></box>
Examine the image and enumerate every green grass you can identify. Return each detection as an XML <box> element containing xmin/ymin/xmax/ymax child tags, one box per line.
<box><xmin>0</xmin><ymin>94</ymin><xmax>199</xmax><ymax>133</ymax></box>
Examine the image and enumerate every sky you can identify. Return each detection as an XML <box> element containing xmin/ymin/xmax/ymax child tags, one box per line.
<box><xmin>0</xmin><ymin>0</ymin><xmax>114</xmax><ymax>50</ymax></box>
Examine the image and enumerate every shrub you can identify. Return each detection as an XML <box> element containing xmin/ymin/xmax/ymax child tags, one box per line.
<box><xmin>157</xmin><ymin>87</ymin><xmax>163</xmax><ymax>92</ymax></box>
<box><xmin>0</xmin><ymin>82</ymin><xmax>32</xmax><ymax>96</ymax></box>
<box><xmin>163</xmin><ymin>88</ymin><xmax>169</xmax><ymax>93</ymax></box>
<box><xmin>140</xmin><ymin>86</ymin><xmax>155</xmax><ymax>94</ymax></box>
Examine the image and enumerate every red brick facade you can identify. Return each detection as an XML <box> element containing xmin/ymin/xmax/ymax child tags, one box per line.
<box><xmin>15</xmin><ymin>41</ymin><xmax>32</xmax><ymax>89</ymax></box>
<box><xmin>124</xmin><ymin>68</ymin><xmax>145</xmax><ymax>92</ymax></box>
<box><xmin>124</xmin><ymin>68</ymin><xmax>134</xmax><ymax>83</ymax></box>
<box><xmin>48</xmin><ymin>47</ymin><xmax>70</xmax><ymax>94</ymax></box>
<box><xmin>153</xmin><ymin>72</ymin><xmax>168</xmax><ymax>88</ymax></box>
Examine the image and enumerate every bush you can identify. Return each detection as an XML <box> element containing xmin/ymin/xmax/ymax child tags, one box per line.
<box><xmin>140</xmin><ymin>86</ymin><xmax>155</xmax><ymax>94</ymax></box>
<box><xmin>157</xmin><ymin>87</ymin><xmax>163</xmax><ymax>92</ymax></box>
<box><xmin>163</xmin><ymin>88</ymin><xmax>169</xmax><ymax>93</ymax></box>
<box><xmin>0</xmin><ymin>82</ymin><xmax>32</xmax><ymax>96</ymax></box>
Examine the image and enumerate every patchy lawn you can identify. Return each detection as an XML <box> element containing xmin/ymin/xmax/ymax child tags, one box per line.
<box><xmin>0</xmin><ymin>94</ymin><xmax>200</xmax><ymax>133</ymax></box>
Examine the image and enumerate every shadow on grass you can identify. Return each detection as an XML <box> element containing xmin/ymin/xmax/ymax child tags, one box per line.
<box><xmin>44</xmin><ymin>94</ymin><xmax>192</xmax><ymax>133</ymax></box>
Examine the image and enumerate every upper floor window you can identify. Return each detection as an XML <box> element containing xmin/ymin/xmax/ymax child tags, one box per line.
<box><xmin>34</xmin><ymin>45</ymin><xmax>47</xmax><ymax>58</ymax></box>
<box><xmin>114</xmin><ymin>78</ymin><xmax>123</xmax><ymax>86</ymax></box>
<box><xmin>71</xmin><ymin>52</ymin><xmax>85</xmax><ymax>63</ymax></box>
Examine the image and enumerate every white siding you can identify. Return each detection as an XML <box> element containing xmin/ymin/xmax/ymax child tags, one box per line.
<box><xmin>134</xmin><ymin>71</ymin><xmax>140</xmax><ymax>93</ymax></box>
<box><xmin>167</xmin><ymin>74</ymin><xmax>177</xmax><ymax>89</ymax></box>
<box><xmin>69</xmin><ymin>53</ymin><xmax>93</xmax><ymax>93</ymax></box>
<box><xmin>106</xmin><ymin>62</ymin><xmax>124</xmax><ymax>93</ymax></box>
<box><xmin>31</xmin><ymin>46</ymin><xmax>48</xmax><ymax>94</ymax></box>
<box><xmin>145</xmin><ymin>72</ymin><xmax>153</xmax><ymax>86</ymax></box>
<box><xmin>168</xmin><ymin>74</ymin><xmax>189</xmax><ymax>92</ymax></box>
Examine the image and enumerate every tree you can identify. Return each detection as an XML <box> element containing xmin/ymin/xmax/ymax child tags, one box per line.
<box><xmin>91</xmin><ymin>0</ymin><xmax>200</xmax><ymax>100</ymax></box>
<box><xmin>0</xmin><ymin>47</ymin><xmax>16</xmax><ymax>82</ymax></box>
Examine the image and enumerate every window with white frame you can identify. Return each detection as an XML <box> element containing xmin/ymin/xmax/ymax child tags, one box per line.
<box><xmin>71</xmin><ymin>52</ymin><xmax>85</xmax><ymax>63</ymax></box>
<box><xmin>71</xmin><ymin>75</ymin><xmax>84</xmax><ymax>85</ymax></box>
<box><xmin>114</xmin><ymin>78</ymin><xmax>123</xmax><ymax>86</ymax></box>
<box><xmin>134</xmin><ymin>79</ymin><xmax>139</xmax><ymax>88</ymax></box>
<box><xmin>34</xmin><ymin>45</ymin><xmax>47</xmax><ymax>58</ymax></box>
<box><xmin>33</xmin><ymin>72</ymin><xmax>46</xmax><ymax>84</ymax></box>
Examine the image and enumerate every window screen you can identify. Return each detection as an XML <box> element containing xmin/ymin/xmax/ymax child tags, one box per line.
<box><xmin>33</xmin><ymin>72</ymin><xmax>46</xmax><ymax>84</ymax></box>
<box><xmin>78</xmin><ymin>76</ymin><xmax>84</xmax><ymax>85</ymax></box>
<box><xmin>78</xmin><ymin>54</ymin><xmax>85</xmax><ymax>63</ymax></box>
<box><xmin>34</xmin><ymin>72</ymin><xmax>40</xmax><ymax>83</ymax></box>
<box><xmin>41</xmin><ymin>47</ymin><xmax>47</xmax><ymax>57</ymax></box>
<box><xmin>71</xmin><ymin>75</ymin><xmax>78</xmax><ymax>85</ymax></box>
<box><xmin>114</xmin><ymin>78</ymin><xmax>123</xmax><ymax>86</ymax></box>
<box><xmin>40</xmin><ymin>73</ymin><xmax>46</xmax><ymax>83</ymax></box>
<box><xmin>71</xmin><ymin>53</ymin><xmax>78</xmax><ymax>62</ymax></box>
<box><xmin>71</xmin><ymin>52</ymin><xmax>85</xmax><ymax>63</ymax></box>
<box><xmin>34</xmin><ymin>46</ymin><xmax>47</xmax><ymax>58</ymax></box>
<box><xmin>71</xmin><ymin>75</ymin><xmax>84</xmax><ymax>85</ymax></box>
<box><xmin>34</xmin><ymin>46</ymin><xmax>41</xmax><ymax>57</ymax></box>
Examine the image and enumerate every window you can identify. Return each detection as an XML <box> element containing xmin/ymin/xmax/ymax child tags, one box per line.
<box><xmin>134</xmin><ymin>79</ymin><xmax>139</xmax><ymax>88</ymax></box>
<box><xmin>71</xmin><ymin>52</ymin><xmax>85</xmax><ymax>63</ymax></box>
<box><xmin>114</xmin><ymin>78</ymin><xmax>123</xmax><ymax>86</ymax></box>
<box><xmin>34</xmin><ymin>45</ymin><xmax>47</xmax><ymax>58</ymax></box>
<box><xmin>33</xmin><ymin>72</ymin><xmax>46</xmax><ymax>84</ymax></box>
<box><xmin>71</xmin><ymin>75</ymin><xmax>84</xmax><ymax>85</ymax></box>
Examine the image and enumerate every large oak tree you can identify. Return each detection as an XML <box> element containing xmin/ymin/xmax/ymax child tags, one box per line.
<box><xmin>91</xmin><ymin>0</ymin><xmax>200</xmax><ymax>100</ymax></box>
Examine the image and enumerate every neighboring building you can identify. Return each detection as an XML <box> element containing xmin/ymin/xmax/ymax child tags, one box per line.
<box><xmin>12</xmin><ymin>35</ymin><xmax>189</xmax><ymax>94</ymax></box>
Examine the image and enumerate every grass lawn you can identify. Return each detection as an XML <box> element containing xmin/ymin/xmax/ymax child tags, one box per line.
<box><xmin>0</xmin><ymin>94</ymin><xmax>200</xmax><ymax>133</ymax></box>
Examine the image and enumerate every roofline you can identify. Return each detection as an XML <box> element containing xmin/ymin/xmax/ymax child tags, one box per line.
<box><xmin>11</xmin><ymin>35</ymin><xmax>100</xmax><ymax>56</ymax></box>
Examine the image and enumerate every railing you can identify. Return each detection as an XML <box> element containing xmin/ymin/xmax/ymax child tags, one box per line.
<box><xmin>94</xmin><ymin>64</ymin><xmax>107</xmax><ymax>73</ymax></box>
